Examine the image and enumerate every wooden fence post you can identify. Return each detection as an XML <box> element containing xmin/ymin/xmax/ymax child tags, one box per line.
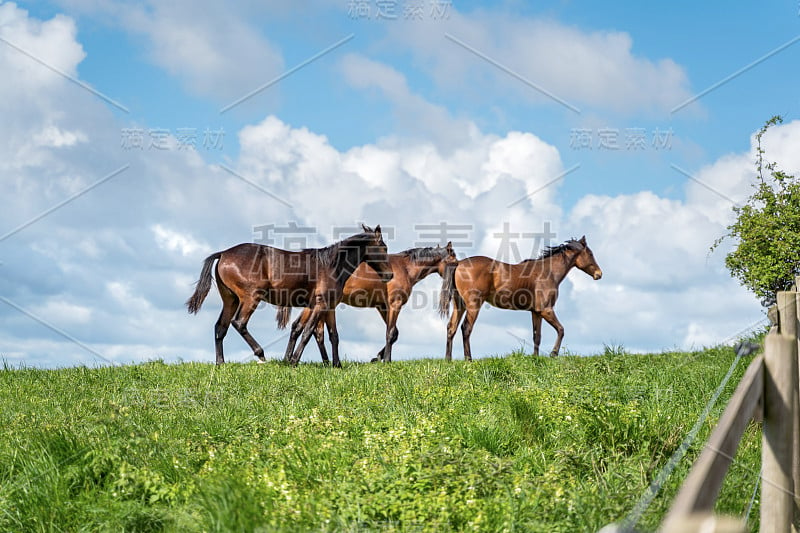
<box><xmin>778</xmin><ymin>291</ymin><xmax>800</xmax><ymax>520</ymax></box>
<box><xmin>762</xmin><ymin>331</ymin><xmax>797</xmax><ymax>532</ymax></box>
<box><xmin>796</xmin><ymin>279</ymin><xmax>800</xmax><ymax>522</ymax></box>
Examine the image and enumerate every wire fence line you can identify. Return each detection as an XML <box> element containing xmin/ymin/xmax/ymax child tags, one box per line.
<box><xmin>605</xmin><ymin>280</ymin><xmax>800</xmax><ymax>533</ymax></box>
<box><xmin>609</xmin><ymin>341</ymin><xmax>758</xmax><ymax>532</ymax></box>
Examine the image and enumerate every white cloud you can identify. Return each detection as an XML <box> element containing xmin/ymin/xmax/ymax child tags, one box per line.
<box><xmin>681</xmin><ymin>121</ymin><xmax>800</xmax><ymax>226</ymax></box>
<box><xmin>386</xmin><ymin>8</ymin><xmax>693</xmax><ymax>114</ymax></box>
<box><xmin>559</xmin><ymin>190</ymin><xmax>764</xmax><ymax>352</ymax></box>
<box><xmin>570</xmin><ymin>192</ymin><xmax>717</xmax><ymax>288</ymax></box>
<box><xmin>557</xmin><ymin>121</ymin><xmax>800</xmax><ymax>352</ymax></box>
<box><xmin>0</xmin><ymin>3</ymin><xmax>85</xmax><ymax>82</ymax></box>
<box><xmin>51</xmin><ymin>0</ymin><xmax>285</xmax><ymax>103</ymax></box>
<box><xmin>107</xmin><ymin>281</ymin><xmax>150</xmax><ymax>311</ymax></box>
<box><xmin>33</xmin><ymin>125</ymin><xmax>88</xmax><ymax>148</ymax></box>
<box><xmin>31</xmin><ymin>299</ymin><xmax>93</xmax><ymax>325</ymax></box>
<box><xmin>0</xmin><ymin>3</ymin><xmax>93</xmax><ymax>174</ymax></box>
<box><xmin>152</xmin><ymin>224</ymin><xmax>211</xmax><ymax>257</ymax></box>
<box><xmin>340</xmin><ymin>53</ymin><xmax>481</xmax><ymax>150</ymax></box>
<box><xmin>132</xmin><ymin>2</ymin><xmax>284</xmax><ymax>103</ymax></box>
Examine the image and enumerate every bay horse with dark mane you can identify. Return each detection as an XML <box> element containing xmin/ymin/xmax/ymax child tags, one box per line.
<box><xmin>439</xmin><ymin>236</ymin><xmax>602</xmax><ymax>360</ymax></box>
<box><xmin>278</xmin><ymin>242</ymin><xmax>458</xmax><ymax>363</ymax></box>
<box><xmin>186</xmin><ymin>225</ymin><xmax>392</xmax><ymax>366</ymax></box>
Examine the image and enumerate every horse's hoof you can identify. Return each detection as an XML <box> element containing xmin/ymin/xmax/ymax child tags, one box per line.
<box><xmin>370</xmin><ymin>357</ymin><xmax>380</xmax><ymax>363</ymax></box>
<box><xmin>257</xmin><ymin>359</ymin><xmax>267</xmax><ymax>364</ymax></box>
<box><xmin>550</xmin><ymin>352</ymin><xmax>558</xmax><ymax>358</ymax></box>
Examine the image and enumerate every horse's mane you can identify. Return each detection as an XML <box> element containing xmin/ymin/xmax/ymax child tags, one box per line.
<box><xmin>310</xmin><ymin>230</ymin><xmax>374</xmax><ymax>267</ymax></box>
<box><xmin>527</xmin><ymin>238</ymin><xmax>583</xmax><ymax>262</ymax></box>
<box><xmin>398</xmin><ymin>246</ymin><xmax>447</xmax><ymax>262</ymax></box>
<box><xmin>313</xmin><ymin>242</ymin><xmax>340</xmax><ymax>267</ymax></box>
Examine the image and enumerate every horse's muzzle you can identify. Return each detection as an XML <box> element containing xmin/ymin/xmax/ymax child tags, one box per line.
<box><xmin>593</xmin><ymin>269</ymin><xmax>603</xmax><ymax>280</ymax></box>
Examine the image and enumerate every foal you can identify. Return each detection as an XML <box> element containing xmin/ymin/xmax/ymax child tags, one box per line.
<box><xmin>439</xmin><ymin>236</ymin><xmax>602</xmax><ymax>360</ymax></box>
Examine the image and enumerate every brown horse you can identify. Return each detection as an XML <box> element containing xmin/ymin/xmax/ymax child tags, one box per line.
<box><xmin>186</xmin><ymin>225</ymin><xmax>392</xmax><ymax>366</ymax></box>
<box><xmin>439</xmin><ymin>236</ymin><xmax>602</xmax><ymax>360</ymax></box>
<box><xmin>278</xmin><ymin>242</ymin><xmax>458</xmax><ymax>363</ymax></box>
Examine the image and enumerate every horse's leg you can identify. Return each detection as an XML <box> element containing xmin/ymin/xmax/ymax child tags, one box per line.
<box><xmin>290</xmin><ymin>305</ymin><xmax>325</xmax><ymax>366</ymax></box>
<box><xmin>231</xmin><ymin>295</ymin><xmax>266</xmax><ymax>362</ymax></box>
<box><xmin>445</xmin><ymin>297</ymin><xmax>466</xmax><ymax>361</ymax></box>
<box><xmin>540</xmin><ymin>307</ymin><xmax>565</xmax><ymax>357</ymax></box>
<box><xmin>314</xmin><ymin>315</ymin><xmax>330</xmax><ymax>365</ymax></box>
<box><xmin>213</xmin><ymin>281</ymin><xmax>239</xmax><ymax>365</ymax></box>
<box><xmin>460</xmin><ymin>302</ymin><xmax>481</xmax><ymax>362</ymax></box>
<box><xmin>382</xmin><ymin>300</ymin><xmax>402</xmax><ymax>363</ymax></box>
<box><xmin>373</xmin><ymin>306</ymin><xmax>389</xmax><ymax>363</ymax></box>
<box><xmin>283</xmin><ymin>312</ymin><xmax>305</xmax><ymax>363</ymax></box>
<box><xmin>323</xmin><ymin>310</ymin><xmax>341</xmax><ymax>368</ymax></box>
<box><xmin>531</xmin><ymin>312</ymin><xmax>542</xmax><ymax>356</ymax></box>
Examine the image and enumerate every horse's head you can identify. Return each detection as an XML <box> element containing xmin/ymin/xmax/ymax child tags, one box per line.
<box><xmin>362</xmin><ymin>224</ymin><xmax>393</xmax><ymax>282</ymax></box>
<box><xmin>573</xmin><ymin>236</ymin><xmax>602</xmax><ymax>280</ymax></box>
<box><xmin>436</xmin><ymin>241</ymin><xmax>458</xmax><ymax>276</ymax></box>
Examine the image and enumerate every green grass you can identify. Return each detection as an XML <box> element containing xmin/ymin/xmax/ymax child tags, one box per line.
<box><xmin>0</xmin><ymin>344</ymin><xmax>762</xmax><ymax>532</ymax></box>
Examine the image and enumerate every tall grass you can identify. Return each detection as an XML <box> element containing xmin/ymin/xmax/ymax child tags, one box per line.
<box><xmin>0</xmin><ymin>345</ymin><xmax>761</xmax><ymax>532</ymax></box>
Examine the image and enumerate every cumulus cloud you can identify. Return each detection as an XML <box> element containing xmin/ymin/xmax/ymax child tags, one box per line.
<box><xmin>385</xmin><ymin>8</ymin><xmax>693</xmax><ymax>115</ymax></box>
<box><xmin>131</xmin><ymin>2</ymin><xmax>284</xmax><ymax>103</ymax></box>
<box><xmin>235</xmin><ymin>112</ymin><xmax>563</xmax><ymax>240</ymax></box>
<box><xmin>684</xmin><ymin>120</ymin><xmax>800</xmax><ymax>222</ymax></box>
<box><xmin>51</xmin><ymin>0</ymin><xmax>285</xmax><ymax>103</ymax></box>
<box><xmin>152</xmin><ymin>224</ymin><xmax>212</xmax><ymax>257</ymax></box>
<box><xmin>0</xmin><ymin>3</ymin><xmax>85</xmax><ymax>81</ymax></box>
<box><xmin>340</xmin><ymin>53</ymin><xmax>481</xmax><ymax>150</ymax></box>
<box><xmin>557</xmin><ymin>120</ymin><xmax>800</xmax><ymax>352</ymax></box>
<box><xmin>560</xmin><ymin>191</ymin><xmax>759</xmax><ymax>352</ymax></box>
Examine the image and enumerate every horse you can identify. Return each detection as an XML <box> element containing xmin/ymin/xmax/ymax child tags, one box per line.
<box><xmin>186</xmin><ymin>225</ymin><xmax>393</xmax><ymax>366</ymax></box>
<box><xmin>277</xmin><ymin>242</ymin><xmax>458</xmax><ymax>363</ymax></box>
<box><xmin>439</xmin><ymin>236</ymin><xmax>602</xmax><ymax>360</ymax></box>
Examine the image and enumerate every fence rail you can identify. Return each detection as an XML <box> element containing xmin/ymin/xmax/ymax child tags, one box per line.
<box><xmin>659</xmin><ymin>279</ymin><xmax>800</xmax><ymax>533</ymax></box>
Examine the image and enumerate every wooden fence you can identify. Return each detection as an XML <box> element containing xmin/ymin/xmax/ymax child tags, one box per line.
<box><xmin>659</xmin><ymin>280</ymin><xmax>800</xmax><ymax>532</ymax></box>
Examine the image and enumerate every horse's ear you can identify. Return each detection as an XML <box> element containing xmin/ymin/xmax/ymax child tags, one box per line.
<box><xmin>579</xmin><ymin>235</ymin><xmax>586</xmax><ymax>245</ymax></box>
<box><xmin>361</xmin><ymin>223</ymin><xmax>370</xmax><ymax>233</ymax></box>
<box><xmin>446</xmin><ymin>241</ymin><xmax>453</xmax><ymax>252</ymax></box>
<box><xmin>374</xmin><ymin>224</ymin><xmax>382</xmax><ymax>237</ymax></box>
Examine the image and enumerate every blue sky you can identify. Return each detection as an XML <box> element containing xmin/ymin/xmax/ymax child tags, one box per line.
<box><xmin>3</xmin><ymin>1</ymin><xmax>800</xmax><ymax>366</ymax></box>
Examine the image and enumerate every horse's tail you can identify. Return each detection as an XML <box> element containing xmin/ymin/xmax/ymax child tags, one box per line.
<box><xmin>186</xmin><ymin>251</ymin><xmax>223</xmax><ymax>314</ymax></box>
<box><xmin>438</xmin><ymin>262</ymin><xmax>458</xmax><ymax>318</ymax></box>
<box><xmin>276</xmin><ymin>306</ymin><xmax>292</xmax><ymax>330</ymax></box>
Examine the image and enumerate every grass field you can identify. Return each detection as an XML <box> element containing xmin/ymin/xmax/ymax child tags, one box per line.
<box><xmin>0</xmin><ymin>343</ymin><xmax>762</xmax><ymax>532</ymax></box>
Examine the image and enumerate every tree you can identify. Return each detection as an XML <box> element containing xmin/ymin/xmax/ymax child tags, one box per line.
<box><xmin>713</xmin><ymin>116</ymin><xmax>800</xmax><ymax>306</ymax></box>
